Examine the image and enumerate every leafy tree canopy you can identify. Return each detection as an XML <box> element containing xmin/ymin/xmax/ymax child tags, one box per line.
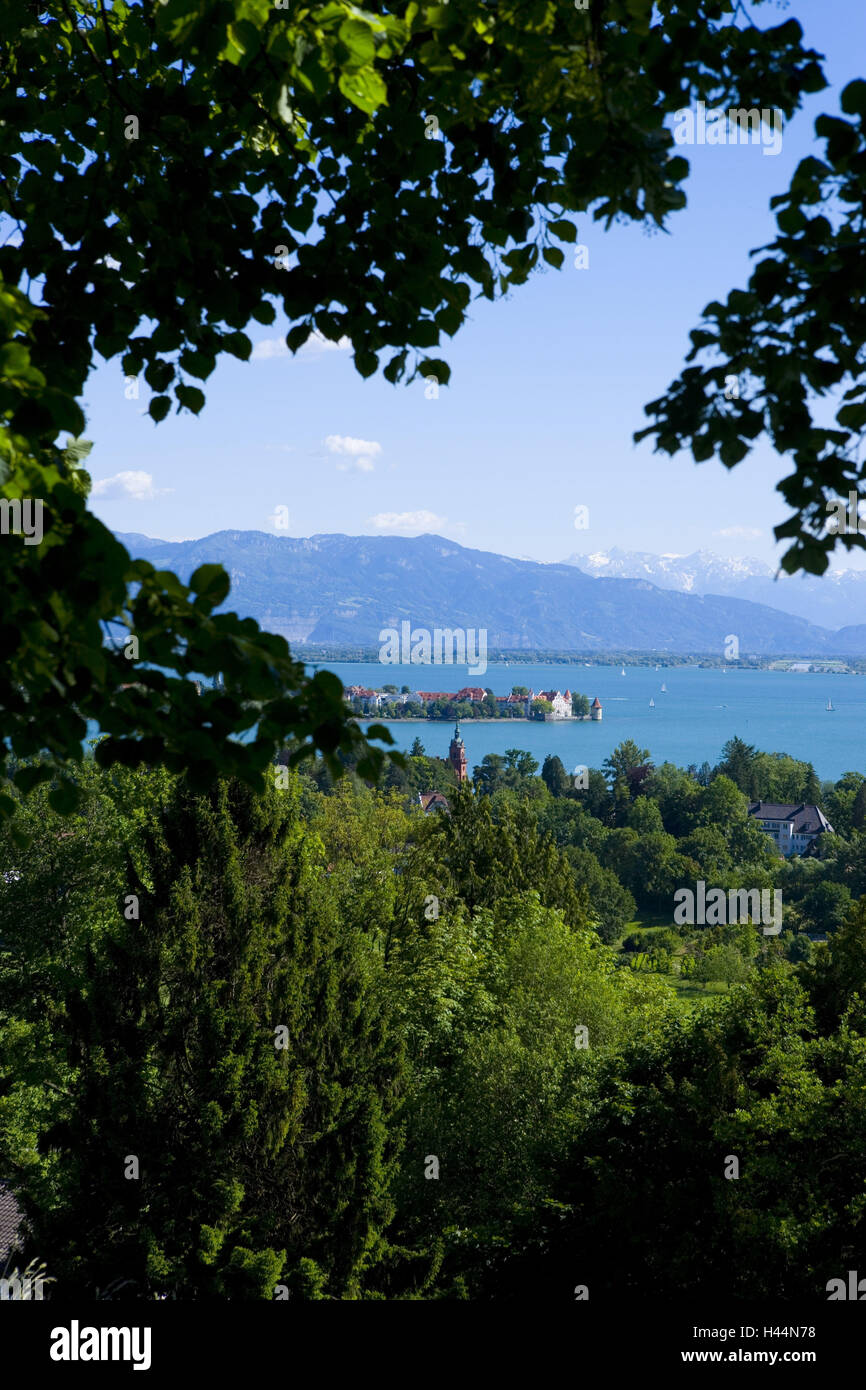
<box><xmin>636</xmin><ymin>78</ymin><xmax>866</xmax><ymax>577</ymax></box>
<box><xmin>0</xmin><ymin>0</ymin><xmax>826</xmax><ymax>819</ymax></box>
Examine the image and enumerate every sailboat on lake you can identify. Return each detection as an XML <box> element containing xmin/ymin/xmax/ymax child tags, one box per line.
<box><xmin>660</xmin><ymin>682</ymin><xmax>667</xmax><ymax>693</ymax></box>
<box><xmin>649</xmin><ymin>698</ymin><xmax>655</xmax><ymax>708</ymax></box>
<box><xmin>827</xmin><ymin>697</ymin><xmax>835</xmax><ymax>711</ymax></box>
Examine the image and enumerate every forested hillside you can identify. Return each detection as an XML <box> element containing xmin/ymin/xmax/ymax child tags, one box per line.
<box><xmin>112</xmin><ymin>530</ymin><xmax>862</xmax><ymax>654</ymax></box>
<box><xmin>2</xmin><ymin>736</ymin><xmax>864</xmax><ymax>1299</ymax></box>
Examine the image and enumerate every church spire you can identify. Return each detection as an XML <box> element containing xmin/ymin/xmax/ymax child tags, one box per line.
<box><xmin>448</xmin><ymin>721</ymin><xmax>467</xmax><ymax>783</ymax></box>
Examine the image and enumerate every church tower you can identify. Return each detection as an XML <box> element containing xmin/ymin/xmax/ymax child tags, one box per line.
<box><xmin>448</xmin><ymin>721</ymin><xmax>468</xmax><ymax>783</ymax></box>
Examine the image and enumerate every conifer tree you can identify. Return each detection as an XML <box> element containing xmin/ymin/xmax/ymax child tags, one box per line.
<box><xmin>851</xmin><ymin>780</ymin><xmax>866</xmax><ymax>831</ymax></box>
<box><xmin>0</xmin><ymin>768</ymin><xmax>404</xmax><ymax>1298</ymax></box>
<box><xmin>426</xmin><ymin>785</ymin><xmax>588</xmax><ymax>925</ymax></box>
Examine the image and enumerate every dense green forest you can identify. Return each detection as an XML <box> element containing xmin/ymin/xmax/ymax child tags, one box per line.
<box><xmin>2</xmin><ymin>734</ymin><xmax>865</xmax><ymax>1300</ymax></box>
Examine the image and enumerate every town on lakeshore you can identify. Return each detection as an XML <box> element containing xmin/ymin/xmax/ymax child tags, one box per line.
<box><xmin>344</xmin><ymin>684</ymin><xmax>603</xmax><ymax>720</ymax></box>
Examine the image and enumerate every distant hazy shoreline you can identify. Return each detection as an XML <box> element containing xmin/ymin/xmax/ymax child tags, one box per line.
<box><xmin>299</xmin><ymin>650</ymin><xmax>863</xmax><ymax>673</ymax></box>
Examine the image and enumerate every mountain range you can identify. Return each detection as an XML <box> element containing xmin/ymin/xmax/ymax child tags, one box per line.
<box><xmin>114</xmin><ymin>530</ymin><xmax>866</xmax><ymax>656</ymax></box>
<box><xmin>564</xmin><ymin>546</ymin><xmax>866</xmax><ymax>631</ymax></box>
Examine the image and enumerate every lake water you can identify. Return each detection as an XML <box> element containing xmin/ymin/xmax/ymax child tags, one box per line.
<box><xmin>316</xmin><ymin>661</ymin><xmax>866</xmax><ymax>782</ymax></box>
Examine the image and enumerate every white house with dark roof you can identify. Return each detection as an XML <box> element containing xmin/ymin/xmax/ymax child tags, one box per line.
<box><xmin>535</xmin><ymin>689</ymin><xmax>573</xmax><ymax>719</ymax></box>
<box><xmin>748</xmin><ymin>801</ymin><xmax>834</xmax><ymax>857</ymax></box>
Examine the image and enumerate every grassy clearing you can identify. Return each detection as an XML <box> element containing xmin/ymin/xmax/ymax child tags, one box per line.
<box><xmin>616</xmin><ymin>912</ymin><xmax>733</xmax><ymax>1009</ymax></box>
<box><xmin>622</xmin><ymin>910</ymin><xmax>676</xmax><ymax>933</ymax></box>
<box><xmin>666</xmin><ymin>975</ymin><xmax>730</xmax><ymax>1008</ymax></box>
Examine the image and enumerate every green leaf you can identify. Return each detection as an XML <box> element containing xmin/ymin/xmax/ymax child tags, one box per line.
<box><xmin>338</xmin><ymin>19</ymin><xmax>376</xmax><ymax>66</ymax></box>
<box><xmin>286</xmin><ymin>324</ymin><xmax>311</xmax><ymax>353</ymax></box>
<box><xmin>776</xmin><ymin>206</ymin><xmax>806</xmax><ymax>234</ymax></box>
<box><xmin>48</xmin><ymin>780</ymin><xmax>81</xmax><ymax>815</ymax></box>
<box><xmin>840</xmin><ymin>79</ymin><xmax>866</xmax><ymax>117</ymax></box>
<box><xmin>383</xmin><ymin>351</ymin><xmax>407</xmax><ymax>384</ymax></box>
<box><xmin>353</xmin><ymin>347</ymin><xmax>378</xmax><ymax>377</ymax></box>
<box><xmin>149</xmin><ymin>395</ymin><xmax>171</xmax><ymax>423</ymax></box>
<box><xmin>176</xmin><ymin>384</ymin><xmax>205</xmax><ymax>414</ymax></box>
<box><xmin>189</xmin><ymin>564</ymin><xmax>231</xmax><ymax>605</ymax></box>
<box><xmin>837</xmin><ymin>403</ymin><xmax>866</xmax><ymax>431</ymax></box>
<box><xmin>365</xmin><ymin>722</ymin><xmax>395</xmax><ymax>745</ymax></box>
<box><xmin>338</xmin><ymin>68</ymin><xmax>388</xmax><ymax>115</ymax></box>
<box><xmin>63</xmin><ymin>436</ymin><xmax>94</xmax><ymax>463</ymax></box>
<box><xmin>542</xmin><ymin>246</ymin><xmax>564</xmax><ymax>269</ymax></box>
<box><xmin>418</xmin><ymin>357</ymin><xmax>450</xmax><ymax>385</ymax></box>
<box><xmin>179</xmin><ymin>349</ymin><xmax>217</xmax><ymax>380</ymax></box>
<box><xmin>548</xmin><ymin>220</ymin><xmax>577</xmax><ymax>243</ymax></box>
<box><xmin>13</xmin><ymin>764</ymin><xmax>53</xmax><ymax>794</ymax></box>
<box><xmin>223</xmin><ymin>331</ymin><xmax>252</xmax><ymax>361</ymax></box>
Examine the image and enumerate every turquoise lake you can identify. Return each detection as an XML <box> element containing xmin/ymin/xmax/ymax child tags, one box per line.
<box><xmin>315</xmin><ymin>661</ymin><xmax>866</xmax><ymax>782</ymax></box>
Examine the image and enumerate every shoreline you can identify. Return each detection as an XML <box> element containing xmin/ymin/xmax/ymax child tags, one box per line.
<box><xmin>301</xmin><ymin>653</ymin><xmax>862</xmax><ymax>673</ymax></box>
<box><xmin>356</xmin><ymin>716</ymin><xmax>595</xmax><ymax>724</ymax></box>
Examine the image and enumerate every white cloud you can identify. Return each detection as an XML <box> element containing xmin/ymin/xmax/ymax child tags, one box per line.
<box><xmin>92</xmin><ymin>471</ymin><xmax>172</xmax><ymax>501</ymax></box>
<box><xmin>368</xmin><ymin>510</ymin><xmax>448</xmax><ymax>533</ymax></box>
<box><xmin>326</xmin><ymin>434</ymin><xmax>382</xmax><ymax>472</ymax></box>
<box><xmin>304</xmin><ymin>332</ymin><xmax>352</xmax><ymax>355</ymax></box>
<box><xmin>715</xmin><ymin>526</ymin><xmax>763</xmax><ymax>539</ymax></box>
<box><xmin>252</xmin><ymin>331</ymin><xmax>352</xmax><ymax>361</ymax></box>
<box><xmin>325</xmin><ymin>434</ymin><xmax>382</xmax><ymax>457</ymax></box>
<box><xmin>252</xmin><ymin>337</ymin><xmax>289</xmax><ymax>360</ymax></box>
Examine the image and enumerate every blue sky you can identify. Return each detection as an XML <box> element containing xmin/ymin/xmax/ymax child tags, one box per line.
<box><xmin>82</xmin><ymin>0</ymin><xmax>866</xmax><ymax>570</ymax></box>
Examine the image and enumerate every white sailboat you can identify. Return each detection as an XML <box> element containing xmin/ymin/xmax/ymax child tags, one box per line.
<box><xmin>649</xmin><ymin>698</ymin><xmax>655</xmax><ymax>708</ymax></box>
<box><xmin>620</xmin><ymin>666</ymin><xmax>626</xmax><ymax>676</ymax></box>
<box><xmin>827</xmin><ymin>697</ymin><xmax>835</xmax><ymax>711</ymax></box>
<box><xmin>660</xmin><ymin>682</ymin><xmax>667</xmax><ymax>693</ymax></box>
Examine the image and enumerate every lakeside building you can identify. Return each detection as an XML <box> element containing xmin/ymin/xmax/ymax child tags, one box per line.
<box><xmin>344</xmin><ymin>685</ymin><xmax>381</xmax><ymax>712</ymax></box>
<box><xmin>495</xmin><ymin>691</ymin><xmax>532</xmax><ymax>715</ymax></box>
<box><xmin>590</xmin><ymin>696</ymin><xmax>603</xmax><ymax>721</ymax></box>
<box><xmin>535</xmin><ymin>689</ymin><xmax>573</xmax><ymax>719</ymax></box>
<box><xmin>748</xmin><ymin>801</ymin><xmax>834</xmax><ymax>857</ymax></box>
<box><xmin>415</xmin><ymin>690</ymin><xmax>460</xmax><ymax>704</ymax></box>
